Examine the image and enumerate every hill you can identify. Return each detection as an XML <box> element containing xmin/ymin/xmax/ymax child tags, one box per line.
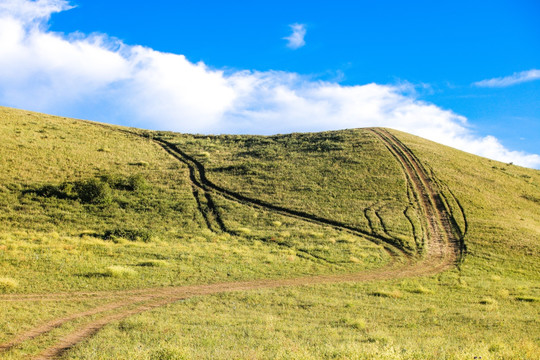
<box><xmin>0</xmin><ymin>106</ymin><xmax>538</xmax><ymax>359</ymax></box>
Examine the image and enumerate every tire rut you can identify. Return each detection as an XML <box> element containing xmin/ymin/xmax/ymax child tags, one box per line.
<box><xmin>152</xmin><ymin>136</ymin><xmax>407</xmax><ymax>256</ymax></box>
<box><xmin>1</xmin><ymin>126</ymin><xmax>464</xmax><ymax>359</ymax></box>
<box><xmin>368</xmin><ymin>128</ymin><xmax>464</xmax><ymax>263</ymax></box>
<box><xmin>0</xmin><ymin>295</ymin><xmax>153</xmax><ymax>353</ymax></box>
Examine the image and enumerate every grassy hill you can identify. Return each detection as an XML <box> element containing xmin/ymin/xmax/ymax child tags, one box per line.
<box><xmin>0</xmin><ymin>106</ymin><xmax>538</xmax><ymax>359</ymax></box>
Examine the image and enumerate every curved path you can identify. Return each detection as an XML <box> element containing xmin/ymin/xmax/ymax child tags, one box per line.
<box><xmin>152</xmin><ymin>135</ymin><xmax>408</xmax><ymax>257</ymax></box>
<box><xmin>0</xmin><ymin>127</ymin><xmax>464</xmax><ymax>359</ymax></box>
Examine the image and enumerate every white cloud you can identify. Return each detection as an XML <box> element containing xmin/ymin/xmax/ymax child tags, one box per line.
<box><xmin>283</xmin><ymin>23</ymin><xmax>306</xmax><ymax>49</ymax></box>
<box><xmin>0</xmin><ymin>0</ymin><xmax>70</xmax><ymax>22</ymax></box>
<box><xmin>1</xmin><ymin>0</ymin><xmax>539</xmax><ymax>169</ymax></box>
<box><xmin>474</xmin><ymin>69</ymin><xmax>540</xmax><ymax>87</ymax></box>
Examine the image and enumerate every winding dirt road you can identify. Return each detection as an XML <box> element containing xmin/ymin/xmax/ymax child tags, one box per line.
<box><xmin>0</xmin><ymin>127</ymin><xmax>465</xmax><ymax>359</ymax></box>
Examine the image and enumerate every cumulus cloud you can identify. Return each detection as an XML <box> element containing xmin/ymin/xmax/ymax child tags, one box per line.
<box><xmin>0</xmin><ymin>0</ymin><xmax>539</xmax><ymax>169</ymax></box>
<box><xmin>283</xmin><ymin>23</ymin><xmax>306</xmax><ymax>49</ymax></box>
<box><xmin>474</xmin><ymin>69</ymin><xmax>540</xmax><ymax>87</ymax></box>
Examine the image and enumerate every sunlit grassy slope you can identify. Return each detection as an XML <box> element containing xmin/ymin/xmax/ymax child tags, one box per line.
<box><xmin>0</xmin><ymin>107</ymin><xmax>398</xmax><ymax>294</ymax></box>
<box><xmin>0</xmin><ymin>106</ymin><xmax>539</xmax><ymax>359</ymax></box>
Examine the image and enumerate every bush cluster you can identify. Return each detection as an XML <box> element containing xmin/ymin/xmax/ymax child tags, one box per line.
<box><xmin>99</xmin><ymin>173</ymin><xmax>147</xmax><ymax>191</ymax></box>
<box><xmin>74</xmin><ymin>178</ymin><xmax>113</xmax><ymax>204</ymax></box>
<box><xmin>103</xmin><ymin>228</ymin><xmax>154</xmax><ymax>242</ymax></box>
<box><xmin>30</xmin><ymin>173</ymin><xmax>148</xmax><ymax>204</ymax></box>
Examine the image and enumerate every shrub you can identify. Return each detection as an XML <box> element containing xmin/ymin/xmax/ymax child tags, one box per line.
<box><xmin>74</xmin><ymin>178</ymin><xmax>112</xmax><ymax>204</ymax></box>
<box><xmin>25</xmin><ymin>183</ymin><xmax>73</xmax><ymax>200</ymax></box>
<box><xmin>129</xmin><ymin>161</ymin><xmax>149</xmax><ymax>167</ymax></box>
<box><xmin>100</xmin><ymin>173</ymin><xmax>147</xmax><ymax>191</ymax></box>
<box><xmin>370</xmin><ymin>289</ymin><xmax>403</xmax><ymax>299</ymax></box>
<box><xmin>127</xmin><ymin>174</ymin><xmax>147</xmax><ymax>191</ymax></box>
<box><xmin>103</xmin><ymin>228</ymin><xmax>154</xmax><ymax>242</ymax></box>
<box><xmin>0</xmin><ymin>277</ymin><xmax>19</xmax><ymax>292</ymax></box>
<box><xmin>99</xmin><ymin>173</ymin><xmax>124</xmax><ymax>188</ymax></box>
<box><xmin>33</xmin><ymin>184</ymin><xmax>66</xmax><ymax>198</ymax></box>
<box><xmin>118</xmin><ymin>319</ymin><xmax>145</xmax><ymax>332</ymax></box>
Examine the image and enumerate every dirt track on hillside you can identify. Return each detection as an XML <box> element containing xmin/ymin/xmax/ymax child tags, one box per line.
<box><xmin>0</xmin><ymin>127</ymin><xmax>465</xmax><ymax>359</ymax></box>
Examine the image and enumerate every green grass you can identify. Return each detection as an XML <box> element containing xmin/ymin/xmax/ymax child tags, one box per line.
<box><xmin>0</xmin><ymin>107</ymin><xmax>389</xmax><ymax>294</ymax></box>
<box><xmin>0</xmin><ymin>106</ymin><xmax>538</xmax><ymax>359</ymax></box>
<box><xmin>161</xmin><ymin>130</ymin><xmax>420</xmax><ymax>250</ymax></box>
<box><xmin>66</xmin><ymin>281</ymin><xmax>539</xmax><ymax>359</ymax></box>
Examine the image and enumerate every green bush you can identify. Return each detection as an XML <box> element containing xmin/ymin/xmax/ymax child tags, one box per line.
<box><xmin>100</xmin><ymin>173</ymin><xmax>147</xmax><ymax>191</ymax></box>
<box><xmin>127</xmin><ymin>174</ymin><xmax>147</xmax><ymax>191</ymax></box>
<box><xmin>103</xmin><ymin>228</ymin><xmax>154</xmax><ymax>242</ymax></box>
<box><xmin>74</xmin><ymin>178</ymin><xmax>112</xmax><ymax>204</ymax></box>
<box><xmin>99</xmin><ymin>173</ymin><xmax>124</xmax><ymax>189</ymax></box>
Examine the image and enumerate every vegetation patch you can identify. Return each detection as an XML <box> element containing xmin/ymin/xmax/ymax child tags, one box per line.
<box><xmin>370</xmin><ymin>289</ymin><xmax>403</xmax><ymax>299</ymax></box>
<box><xmin>335</xmin><ymin>317</ymin><xmax>367</xmax><ymax>330</ymax></box>
<box><xmin>104</xmin><ymin>266</ymin><xmax>137</xmax><ymax>278</ymax></box>
<box><xmin>479</xmin><ymin>297</ymin><xmax>497</xmax><ymax>305</ymax></box>
<box><xmin>100</xmin><ymin>173</ymin><xmax>148</xmax><ymax>191</ymax></box>
<box><xmin>26</xmin><ymin>173</ymin><xmax>148</xmax><ymax>205</ymax></box>
<box><xmin>103</xmin><ymin>228</ymin><xmax>154</xmax><ymax>243</ymax></box>
<box><xmin>73</xmin><ymin>178</ymin><xmax>113</xmax><ymax>204</ymax></box>
<box><xmin>137</xmin><ymin>260</ymin><xmax>169</xmax><ymax>267</ymax></box>
<box><xmin>118</xmin><ymin>319</ymin><xmax>146</xmax><ymax>332</ymax></box>
<box><xmin>515</xmin><ymin>295</ymin><xmax>539</xmax><ymax>303</ymax></box>
<box><xmin>0</xmin><ymin>277</ymin><xmax>19</xmax><ymax>292</ymax></box>
<box><xmin>407</xmin><ymin>285</ymin><xmax>433</xmax><ymax>294</ymax></box>
<box><xmin>522</xmin><ymin>194</ymin><xmax>540</xmax><ymax>204</ymax></box>
<box><xmin>150</xmin><ymin>347</ymin><xmax>188</xmax><ymax>360</ymax></box>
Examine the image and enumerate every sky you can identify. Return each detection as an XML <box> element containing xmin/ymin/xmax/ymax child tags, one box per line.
<box><xmin>0</xmin><ymin>0</ymin><xmax>539</xmax><ymax>168</ymax></box>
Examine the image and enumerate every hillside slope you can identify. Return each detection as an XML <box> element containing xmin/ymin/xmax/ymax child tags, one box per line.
<box><xmin>0</xmin><ymin>107</ymin><xmax>538</xmax><ymax>359</ymax></box>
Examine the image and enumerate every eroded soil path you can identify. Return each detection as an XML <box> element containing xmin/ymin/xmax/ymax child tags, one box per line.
<box><xmin>0</xmin><ymin>127</ymin><xmax>465</xmax><ymax>359</ymax></box>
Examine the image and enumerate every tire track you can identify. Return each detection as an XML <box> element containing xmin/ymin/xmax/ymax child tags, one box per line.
<box><xmin>155</xmin><ymin>136</ymin><xmax>230</xmax><ymax>235</ymax></box>
<box><xmin>152</xmin><ymin>136</ymin><xmax>408</xmax><ymax>256</ymax></box>
<box><xmin>386</xmin><ymin>130</ymin><xmax>466</xmax><ymax>255</ymax></box>
<box><xmin>1</xmin><ymin>127</ymin><xmax>464</xmax><ymax>359</ymax></box>
<box><xmin>152</xmin><ymin>134</ymin><xmax>402</xmax><ymax>256</ymax></box>
<box><xmin>404</xmin><ymin>181</ymin><xmax>426</xmax><ymax>252</ymax></box>
<box><xmin>368</xmin><ymin>128</ymin><xmax>464</xmax><ymax>263</ymax></box>
<box><xmin>0</xmin><ymin>295</ymin><xmax>153</xmax><ymax>352</ymax></box>
<box><xmin>30</xmin><ymin>266</ymin><xmax>428</xmax><ymax>360</ymax></box>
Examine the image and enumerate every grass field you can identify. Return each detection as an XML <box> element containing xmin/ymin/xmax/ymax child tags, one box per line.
<box><xmin>0</xmin><ymin>106</ymin><xmax>538</xmax><ymax>359</ymax></box>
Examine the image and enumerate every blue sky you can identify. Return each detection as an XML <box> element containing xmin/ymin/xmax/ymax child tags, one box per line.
<box><xmin>0</xmin><ymin>0</ymin><xmax>539</xmax><ymax>167</ymax></box>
